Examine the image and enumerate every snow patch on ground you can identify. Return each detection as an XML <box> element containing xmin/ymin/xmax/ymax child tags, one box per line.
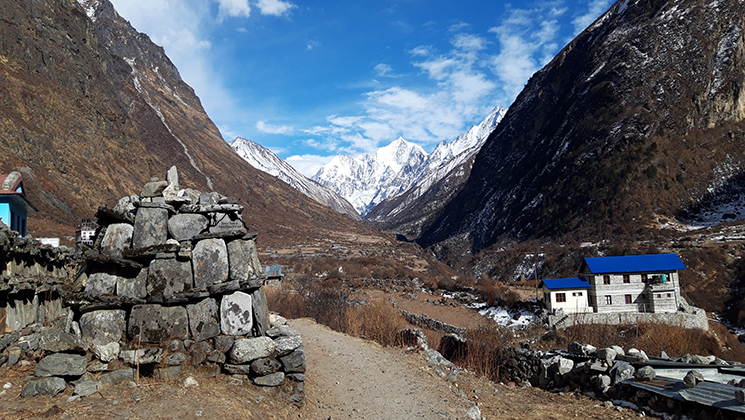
<box><xmin>479</xmin><ymin>306</ymin><xmax>535</xmax><ymax>328</ymax></box>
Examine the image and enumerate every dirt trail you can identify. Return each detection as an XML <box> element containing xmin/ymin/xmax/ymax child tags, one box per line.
<box><xmin>291</xmin><ymin>318</ymin><xmax>475</xmax><ymax>419</ymax></box>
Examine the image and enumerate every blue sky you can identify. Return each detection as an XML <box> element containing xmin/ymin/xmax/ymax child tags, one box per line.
<box><xmin>109</xmin><ymin>0</ymin><xmax>613</xmax><ymax>176</ymax></box>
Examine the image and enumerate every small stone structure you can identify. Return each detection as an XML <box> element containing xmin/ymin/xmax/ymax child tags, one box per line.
<box><xmin>0</xmin><ymin>167</ymin><xmax>305</xmax><ymax>402</ymax></box>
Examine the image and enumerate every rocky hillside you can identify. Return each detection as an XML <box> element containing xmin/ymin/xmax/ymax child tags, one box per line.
<box><xmin>0</xmin><ymin>0</ymin><xmax>381</xmax><ymax>248</ymax></box>
<box><xmin>419</xmin><ymin>0</ymin><xmax>745</xmax><ymax>251</ymax></box>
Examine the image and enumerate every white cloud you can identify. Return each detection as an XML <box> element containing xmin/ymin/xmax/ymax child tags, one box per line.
<box><xmin>572</xmin><ymin>0</ymin><xmax>613</xmax><ymax>35</ymax></box>
<box><xmin>215</xmin><ymin>0</ymin><xmax>251</xmax><ymax>21</ymax></box>
<box><xmin>256</xmin><ymin>120</ymin><xmax>294</xmax><ymax>134</ymax></box>
<box><xmin>374</xmin><ymin>63</ymin><xmax>394</xmax><ymax>77</ymax></box>
<box><xmin>256</xmin><ymin>0</ymin><xmax>295</xmax><ymax>16</ymax></box>
<box><xmin>285</xmin><ymin>154</ymin><xmax>334</xmax><ymax>177</ymax></box>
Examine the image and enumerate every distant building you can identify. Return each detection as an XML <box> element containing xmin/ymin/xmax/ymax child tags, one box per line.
<box><xmin>76</xmin><ymin>219</ymin><xmax>98</xmax><ymax>248</ymax></box>
<box><xmin>541</xmin><ymin>253</ymin><xmax>687</xmax><ymax>315</ymax></box>
<box><xmin>541</xmin><ymin>277</ymin><xmax>591</xmax><ymax>314</ymax></box>
<box><xmin>581</xmin><ymin>253</ymin><xmax>686</xmax><ymax>314</ymax></box>
<box><xmin>0</xmin><ymin>171</ymin><xmax>37</xmax><ymax>237</ymax></box>
<box><xmin>263</xmin><ymin>264</ymin><xmax>284</xmax><ymax>279</ymax></box>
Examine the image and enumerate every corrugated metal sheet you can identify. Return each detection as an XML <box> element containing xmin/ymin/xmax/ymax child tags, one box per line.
<box><xmin>541</xmin><ymin>277</ymin><xmax>591</xmax><ymax>290</ymax></box>
<box><xmin>627</xmin><ymin>376</ymin><xmax>745</xmax><ymax>413</ymax></box>
<box><xmin>584</xmin><ymin>253</ymin><xmax>686</xmax><ymax>274</ymax></box>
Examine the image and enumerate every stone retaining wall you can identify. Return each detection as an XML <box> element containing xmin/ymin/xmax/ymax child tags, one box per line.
<box><xmin>548</xmin><ymin>309</ymin><xmax>709</xmax><ymax>331</ymax></box>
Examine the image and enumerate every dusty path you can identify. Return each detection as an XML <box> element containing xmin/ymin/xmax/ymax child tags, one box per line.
<box><xmin>291</xmin><ymin>318</ymin><xmax>476</xmax><ymax>419</ymax></box>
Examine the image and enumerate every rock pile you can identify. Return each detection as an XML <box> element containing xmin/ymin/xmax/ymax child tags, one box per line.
<box><xmin>2</xmin><ymin>167</ymin><xmax>305</xmax><ymax>402</ymax></box>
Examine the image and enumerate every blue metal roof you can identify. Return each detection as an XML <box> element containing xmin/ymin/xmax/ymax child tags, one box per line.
<box><xmin>541</xmin><ymin>277</ymin><xmax>591</xmax><ymax>290</ymax></box>
<box><xmin>583</xmin><ymin>253</ymin><xmax>686</xmax><ymax>274</ymax></box>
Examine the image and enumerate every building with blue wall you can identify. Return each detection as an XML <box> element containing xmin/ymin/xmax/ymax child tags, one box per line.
<box><xmin>0</xmin><ymin>172</ymin><xmax>37</xmax><ymax>237</ymax></box>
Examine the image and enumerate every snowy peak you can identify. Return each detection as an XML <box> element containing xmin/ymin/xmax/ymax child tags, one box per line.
<box><xmin>312</xmin><ymin>106</ymin><xmax>507</xmax><ymax>217</ymax></box>
<box><xmin>229</xmin><ymin>137</ymin><xmax>360</xmax><ymax>220</ymax></box>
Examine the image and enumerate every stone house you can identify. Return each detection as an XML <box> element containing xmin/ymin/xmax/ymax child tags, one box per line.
<box><xmin>581</xmin><ymin>253</ymin><xmax>686</xmax><ymax>314</ymax></box>
<box><xmin>540</xmin><ymin>277</ymin><xmax>591</xmax><ymax>314</ymax></box>
<box><xmin>0</xmin><ymin>171</ymin><xmax>37</xmax><ymax>237</ymax></box>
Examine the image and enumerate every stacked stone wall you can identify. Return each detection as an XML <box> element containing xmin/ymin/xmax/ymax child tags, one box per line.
<box><xmin>0</xmin><ymin>167</ymin><xmax>305</xmax><ymax>402</ymax></box>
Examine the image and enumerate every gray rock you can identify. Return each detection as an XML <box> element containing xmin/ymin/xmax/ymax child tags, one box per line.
<box><xmin>635</xmin><ymin>366</ymin><xmax>656</xmax><ymax>381</ymax></box>
<box><xmin>40</xmin><ymin>327</ymin><xmax>84</xmax><ymax>353</ymax></box>
<box><xmin>132</xmin><ymin>207</ymin><xmax>169</xmax><ymax>249</ymax></box>
<box><xmin>227</xmin><ymin>238</ymin><xmax>260</xmax><ymax>282</ymax></box>
<box><xmin>21</xmin><ymin>377</ymin><xmax>66</xmax><ymax>398</ymax></box>
<box><xmin>87</xmin><ymin>360</ymin><xmax>110</xmax><ymax>372</ymax></box>
<box><xmin>85</xmin><ymin>270</ymin><xmax>118</xmax><ymax>296</ymax></box>
<box><xmin>251</xmin><ymin>357</ymin><xmax>282</xmax><ymax>376</ymax></box>
<box><xmin>93</xmin><ymin>342</ymin><xmax>120</xmax><ymax>363</ymax></box>
<box><xmin>736</xmin><ymin>389</ymin><xmax>745</xmax><ymax>404</ymax></box>
<box><xmin>594</xmin><ymin>374</ymin><xmax>612</xmax><ymax>393</ymax></box>
<box><xmin>266</xmin><ymin>325</ymin><xmax>300</xmax><ymax>338</ymax></box>
<box><xmin>167</xmin><ymin>166</ymin><xmax>179</xmax><ymax>190</ymax></box>
<box><xmin>168</xmin><ymin>214</ymin><xmax>209</xmax><ymax>241</ymax></box>
<box><xmin>100</xmin><ymin>223</ymin><xmax>134</xmax><ymax>258</ymax></box>
<box><xmin>7</xmin><ymin>347</ymin><xmax>21</xmax><ymax>366</ymax></box>
<box><xmin>274</xmin><ymin>335</ymin><xmax>303</xmax><ymax>356</ymax></box>
<box><xmin>253</xmin><ymin>372</ymin><xmax>284</xmax><ymax>387</ymax></box>
<box><xmin>154</xmin><ymin>366</ymin><xmax>181</xmax><ymax>380</ymax></box>
<box><xmin>74</xmin><ymin>380</ymin><xmax>103</xmax><ymax>397</ymax></box>
<box><xmin>117</xmin><ymin>268</ymin><xmax>148</xmax><ymax>299</ymax></box>
<box><xmin>230</xmin><ymin>337</ymin><xmax>275</xmax><ymax>364</ymax></box>
<box><xmin>597</xmin><ymin>347</ymin><xmax>617</xmax><ymax>364</ymax></box>
<box><xmin>120</xmin><ymin>348</ymin><xmax>164</xmax><ymax>365</ymax></box>
<box><xmin>684</xmin><ymin>370</ymin><xmax>704</xmax><ymax>388</ymax></box>
<box><xmin>35</xmin><ymin>353</ymin><xmax>88</xmax><ymax>377</ymax></box>
<box><xmin>80</xmin><ymin>310</ymin><xmax>126</xmax><ymax>346</ymax></box>
<box><xmin>466</xmin><ymin>405</ymin><xmax>481</xmax><ymax>420</ymax></box>
<box><xmin>220</xmin><ymin>291</ymin><xmax>253</xmax><ymax>336</ymax></box>
<box><xmin>147</xmin><ymin>258</ymin><xmax>193</xmax><ymax>297</ymax></box>
<box><xmin>287</xmin><ymin>373</ymin><xmax>305</xmax><ymax>382</ymax></box>
<box><xmin>128</xmin><ymin>304</ymin><xmax>189</xmax><ymax>343</ymax></box>
<box><xmin>251</xmin><ymin>287</ymin><xmax>270</xmax><ymax>336</ymax></box>
<box><xmin>269</xmin><ymin>313</ymin><xmax>287</xmax><ymax>326</ymax></box>
<box><xmin>279</xmin><ymin>346</ymin><xmax>306</xmax><ymax>373</ymax></box>
<box><xmin>114</xmin><ymin>195</ymin><xmax>139</xmax><ymax>215</ymax></box>
<box><xmin>141</xmin><ymin>180</ymin><xmax>169</xmax><ymax>198</ymax></box>
<box><xmin>610</xmin><ymin>345</ymin><xmax>625</xmax><ymax>356</ymax></box>
<box><xmin>99</xmin><ymin>369</ymin><xmax>135</xmax><ymax>385</ymax></box>
<box><xmin>223</xmin><ymin>364</ymin><xmax>253</xmax><ymax>375</ymax></box>
<box><xmin>192</xmin><ymin>238</ymin><xmax>229</xmax><ymax>288</ymax></box>
<box><xmin>214</xmin><ymin>336</ymin><xmax>235</xmax><ymax>353</ymax></box>
<box><xmin>186</xmin><ymin>298</ymin><xmax>220</xmax><ymax>342</ymax></box>
<box><xmin>609</xmin><ymin>361</ymin><xmax>635</xmax><ymax>386</ymax></box>
<box><xmin>208</xmin><ymin>212</ymin><xmax>245</xmax><ymax>236</ymax></box>
<box><xmin>166</xmin><ymin>352</ymin><xmax>188</xmax><ymax>366</ymax></box>
<box><xmin>660</xmin><ymin>350</ymin><xmax>671</xmax><ymax>360</ymax></box>
<box><xmin>568</xmin><ymin>342</ymin><xmax>596</xmax><ymax>356</ymax></box>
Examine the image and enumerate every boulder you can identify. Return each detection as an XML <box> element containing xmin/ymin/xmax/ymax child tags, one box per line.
<box><xmin>80</xmin><ymin>310</ymin><xmax>126</xmax><ymax>346</ymax></box>
<box><xmin>100</xmin><ymin>223</ymin><xmax>134</xmax><ymax>258</ymax></box>
<box><xmin>167</xmin><ymin>166</ymin><xmax>179</xmax><ymax>190</ymax></box>
<box><xmin>230</xmin><ymin>337</ymin><xmax>275</xmax><ymax>364</ymax></box>
<box><xmin>40</xmin><ymin>327</ymin><xmax>84</xmax><ymax>353</ymax></box>
<box><xmin>147</xmin><ymin>258</ymin><xmax>193</xmax><ymax>297</ymax></box>
<box><xmin>227</xmin><ymin>238</ymin><xmax>260</xmax><ymax>281</ymax></box>
<box><xmin>597</xmin><ymin>347</ymin><xmax>617</xmax><ymax>364</ymax></box>
<box><xmin>168</xmin><ymin>213</ymin><xmax>208</xmax><ymax>241</ymax></box>
<box><xmin>269</xmin><ymin>313</ymin><xmax>288</xmax><ymax>326</ymax></box>
<box><xmin>208</xmin><ymin>212</ymin><xmax>245</xmax><ymax>236</ymax></box>
<box><xmin>609</xmin><ymin>361</ymin><xmax>635</xmax><ymax>386</ymax></box>
<box><xmin>253</xmin><ymin>372</ymin><xmax>284</xmax><ymax>387</ymax></box>
<box><xmin>568</xmin><ymin>342</ymin><xmax>596</xmax><ymax>356</ymax></box>
<box><xmin>35</xmin><ymin>353</ymin><xmax>88</xmax><ymax>377</ymax></box>
<box><xmin>85</xmin><ymin>270</ymin><xmax>118</xmax><ymax>296</ymax></box>
<box><xmin>128</xmin><ymin>305</ymin><xmax>189</xmax><ymax>343</ymax></box>
<box><xmin>251</xmin><ymin>357</ymin><xmax>283</xmax><ymax>376</ymax></box>
<box><xmin>266</xmin><ymin>325</ymin><xmax>300</xmax><ymax>338</ymax></box>
<box><xmin>141</xmin><ymin>180</ymin><xmax>169</xmax><ymax>198</ymax></box>
<box><xmin>74</xmin><ymin>380</ymin><xmax>103</xmax><ymax>397</ymax></box>
<box><xmin>684</xmin><ymin>370</ymin><xmax>704</xmax><ymax>388</ymax></box>
<box><xmin>736</xmin><ymin>389</ymin><xmax>745</xmax><ymax>405</ymax></box>
<box><xmin>92</xmin><ymin>342</ymin><xmax>120</xmax><ymax>363</ymax></box>
<box><xmin>635</xmin><ymin>365</ymin><xmax>656</xmax><ymax>381</ymax></box>
<box><xmin>21</xmin><ymin>377</ymin><xmax>66</xmax><ymax>398</ymax></box>
<box><xmin>117</xmin><ymin>268</ymin><xmax>148</xmax><ymax>299</ymax></box>
<box><xmin>274</xmin><ymin>335</ymin><xmax>303</xmax><ymax>356</ymax></box>
<box><xmin>132</xmin><ymin>207</ymin><xmax>169</xmax><ymax>249</ymax></box>
<box><xmin>99</xmin><ymin>369</ymin><xmax>135</xmax><ymax>385</ymax></box>
<box><xmin>279</xmin><ymin>346</ymin><xmax>306</xmax><ymax>373</ymax></box>
<box><xmin>192</xmin><ymin>238</ymin><xmax>229</xmax><ymax>288</ymax></box>
<box><xmin>186</xmin><ymin>298</ymin><xmax>220</xmax><ymax>342</ymax></box>
<box><xmin>220</xmin><ymin>291</ymin><xmax>253</xmax><ymax>336</ymax></box>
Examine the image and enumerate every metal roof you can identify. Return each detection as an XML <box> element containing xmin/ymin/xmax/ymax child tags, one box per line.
<box><xmin>627</xmin><ymin>376</ymin><xmax>745</xmax><ymax>414</ymax></box>
<box><xmin>583</xmin><ymin>253</ymin><xmax>686</xmax><ymax>274</ymax></box>
<box><xmin>541</xmin><ymin>277</ymin><xmax>591</xmax><ymax>290</ymax></box>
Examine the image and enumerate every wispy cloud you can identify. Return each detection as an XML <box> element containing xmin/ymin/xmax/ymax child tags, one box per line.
<box><xmin>256</xmin><ymin>120</ymin><xmax>294</xmax><ymax>135</ymax></box>
<box><xmin>256</xmin><ymin>0</ymin><xmax>295</xmax><ymax>17</ymax></box>
<box><xmin>285</xmin><ymin>154</ymin><xmax>334</xmax><ymax>177</ymax></box>
<box><xmin>374</xmin><ymin>63</ymin><xmax>394</xmax><ymax>77</ymax></box>
<box><xmin>215</xmin><ymin>0</ymin><xmax>251</xmax><ymax>21</ymax></box>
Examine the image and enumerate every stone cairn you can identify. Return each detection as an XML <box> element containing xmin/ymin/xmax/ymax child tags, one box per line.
<box><xmin>4</xmin><ymin>167</ymin><xmax>305</xmax><ymax>402</ymax></box>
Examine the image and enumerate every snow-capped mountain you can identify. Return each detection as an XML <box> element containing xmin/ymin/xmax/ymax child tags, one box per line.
<box><xmin>229</xmin><ymin>137</ymin><xmax>360</xmax><ymax>220</ymax></box>
<box><xmin>312</xmin><ymin>106</ymin><xmax>507</xmax><ymax>217</ymax></box>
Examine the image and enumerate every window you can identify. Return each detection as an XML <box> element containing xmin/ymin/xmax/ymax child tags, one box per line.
<box><xmin>667</xmin><ymin>293</ymin><xmax>672</xmax><ymax>298</ymax></box>
<box><xmin>572</xmin><ymin>292</ymin><xmax>583</xmax><ymax>297</ymax></box>
<box><xmin>625</xmin><ymin>294</ymin><xmax>632</xmax><ymax>304</ymax></box>
<box><xmin>623</xmin><ymin>275</ymin><xmax>630</xmax><ymax>284</ymax></box>
<box><xmin>605</xmin><ymin>295</ymin><xmax>612</xmax><ymax>305</ymax></box>
<box><xmin>556</xmin><ymin>293</ymin><xmax>566</xmax><ymax>303</ymax></box>
<box><xmin>641</xmin><ymin>274</ymin><xmax>648</xmax><ymax>282</ymax></box>
<box><xmin>603</xmin><ymin>275</ymin><xmax>610</xmax><ymax>285</ymax></box>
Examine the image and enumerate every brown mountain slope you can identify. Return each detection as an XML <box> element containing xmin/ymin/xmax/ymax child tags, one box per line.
<box><xmin>0</xmin><ymin>0</ymin><xmax>382</xmax><ymax>248</ymax></box>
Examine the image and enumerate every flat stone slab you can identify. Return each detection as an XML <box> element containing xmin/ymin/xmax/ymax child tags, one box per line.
<box><xmin>117</xmin><ymin>268</ymin><xmax>147</xmax><ymax>299</ymax></box>
<box><xmin>274</xmin><ymin>335</ymin><xmax>303</xmax><ymax>356</ymax></box>
<box><xmin>192</xmin><ymin>238</ymin><xmax>229</xmax><ymax>288</ymax></box>
<box><xmin>40</xmin><ymin>327</ymin><xmax>84</xmax><ymax>353</ymax></box>
<box><xmin>227</xmin><ymin>238</ymin><xmax>260</xmax><ymax>282</ymax></box>
<box><xmin>253</xmin><ymin>372</ymin><xmax>284</xmax><ymax>387</ymax></box>
<box><xmin>132</xmin><ymin>207</ymin><xmax>169</xmax><ymax>249</ymax></box>
<box><xmin>85</xmin><ymin>270</ymin><xmax>118</xmax><ymax>296</ymax></box>
<box><xmin>186</xmin><ymin>298</ymin><xmax>220</xmax><ymax>342</ymax></box>
<box><xmin>180</xmin><ymin>204</ymin><xmax>244</xmax><ymax>213</ymax></box>
<box><xmin>100</xmin><ymin>369</ymin><xmax>135</xmax><ymax>385</ymax></box>
<box><xmin>147</xmin><ymin>258</ymin><xmax>193</xmax><ymax>297</ymax></box>
<box><xmin>100</xmin><ymin>223</ymin><xmax>134</xmax><ymax>258</ymax></box>
<box><xmin>35</xmin><ymin>353</ymin><xmax>88</xmax><ymax>377</ymax></box>
<box><xmin>128</xmin><ymin>305</ymin><xmax>189</xmax><ymax>343</ymax></box>
<box><xmin>74</xmin><ymin>380</ymin><xmax>103</xmax><ymax>397</ymax></box>
<box><xmin>220</xmin><ymin>291</ymin><xmax>253</xmax><ymax>336</ymax></box>
<box><xmin>230</xmin><ymin>337</ymin><xmax>275</xmax><ymax>364</ymax></box>
<box><xmin>21</xmin><ymin>377</ymin><xmax>66</xmax><ymax>398</ymax></box>
<box><xmin>120</xmin><ymin>348</ymin><xmax>164</xmax><ymax>365</ymax></box>
<box><xmin>80</xmin><ymin>309</ymin><xmax>126</xmax><ymax>346</ymax></box>
<box><xmin>168</xmin><ymin>213</ymin><xmax>209</xmax><ymax>241</ymax></box>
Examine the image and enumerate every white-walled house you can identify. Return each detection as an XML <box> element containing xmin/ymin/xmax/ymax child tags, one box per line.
<box><xmin>580</xmin><ymin>253</ymin><xmax>686</xmax><ymax>314</ymax></box>
<box><xmin>541</xmin><ymin>277</ymin><xmax>591</xmax><ymax>314</ymax></box>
